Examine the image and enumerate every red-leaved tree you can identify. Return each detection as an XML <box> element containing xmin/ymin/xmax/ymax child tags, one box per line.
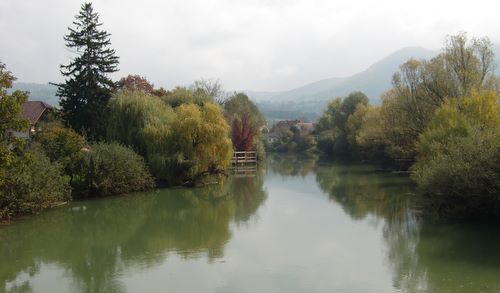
<box><xmin>231</xmin><ymin>113</ymin><xmax>256</xmax><ymax>151</ymax></box>
<box><xmin>117</xmin><ymin>74</ymin><xmax>154</xmax><ymax>93</ymax></box>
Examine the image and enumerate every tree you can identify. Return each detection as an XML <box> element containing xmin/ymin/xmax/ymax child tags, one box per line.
<box><xmin>161</xmin><ymin>86</ymin><xmax>214</xmax><ymax>108</ymax></box>
<box><xmin>224</xmin><ymin>93</ymin><xmax>265</xmax><ymax>155</ymax></box>
<box><xmin>1</xmin><ymin>62</ymin><xmax>70</xmax><ymax>221</ymax></box>
<box><xmin>54</xmin><ymin>2</ymin><xmax>119</xmax><ymax>139</ymax></box>
<box><xmin>107</xmin><ymin>91</ymin><xmax>232</xmax><ymax>185</ymax></box>
<box><xmin>171</xmin><ymin>102</ymin><xmax>233</xmax><ymax>184</ymax></box>
<box><xmin>224</xmin><ymin>93</ymin><xmax>265</xmax><ymax>128</ymax></box>
<box><xmin>411</xmin><ymin>90</ymin><xmax>500</xmax><ymax>217</ymax></box>
<box><xmin>191</xmin><ymin>79</ymin><xmax>226</xmax><ymax>104</ymax></box>
<box><xmin>317</xmin><ymin>92</ymin><xmax>369</xmax><ymax>157</ymax></box>
<box><xmin>106</xmin><ymin>91</ymin><xmax>175</xmax><ymax>180</ymax></box>
<box><xmin>231</xmin><ymin>114</ymin><xmax>256</xmax><ymax>151</ymax></box>
<box><xmin>0</xmin><ymin>62</ymin><xmax>30</xmax><ymax>185</ymax></box>
<box><xmin>34</xmin><ymin>122</ymin><xmax>86</xmax><ymax>179</ymax></box>
<box><xmin>116</xmin><ymin>75</ymin><xmax>154</xmax><ymax>93</ymax></box>
<box><xmin>381</xmin><ymin>33</ymin><xmax>498</xmax><ymax>161</ymax></box>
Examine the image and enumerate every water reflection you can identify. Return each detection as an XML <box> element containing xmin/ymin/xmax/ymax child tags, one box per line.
<box><xmin>313</xmin><ymin>159</ymin><xmax>500</xmax><ymax>293</ymax></box>
<box><xmin>267</xmin><ymin>153</ymin><xmax>318</xmax><ymax>177</ymax></box>
<box><xmin>0</xmin><ymin>172</ymin><xmax>267</xmax><ymax>293</ymax></box>
<box><xmin>3</xmin><ymin>156</ymin><xmax>500</xmax><ymax>292</ymax></box>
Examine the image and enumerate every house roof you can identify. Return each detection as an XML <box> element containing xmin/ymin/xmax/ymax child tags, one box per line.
<box><xmin>21</xmin><ymin>101</ymin><xmax>53</xmax><ymax>125</ymax></box>
<box><xmin>275</xmin><ymin>119</ymin><xmax>302</xmax><ymax>129</ymax></box>
<box><xmin>296</xmin><ymin>122</ymin><xmax>315</xmax><ymax>132</ymax></box>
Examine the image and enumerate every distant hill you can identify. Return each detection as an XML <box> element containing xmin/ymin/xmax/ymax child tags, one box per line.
<box><xmin>10</xmin><ymin>82</ymin><xmax>59</xmax><ymax>107</ymax></box>
<box><xmin>12</xmin><ymin>44</ymin><xmax>500</xmax><ymax>121</ymax></box>
<box><xmin>251</xmin><ymin>44</ymin><xmax>500</xmax><ymax>121</ymax></box>
<box><xmin>249</xmin><ymin>47</ymin><xmax>438</xmax><ymax>121</ymax></box>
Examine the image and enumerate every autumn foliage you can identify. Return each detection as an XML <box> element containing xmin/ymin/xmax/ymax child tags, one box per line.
<box><xmin>117</xmin><ymin>74</ymin><xmax>155</xmax><ymax>93</ymax></box>
<box><xmin>231</xmin><ymin>114</ymin><xmax>257</xmax><ymax>151</ymax></box>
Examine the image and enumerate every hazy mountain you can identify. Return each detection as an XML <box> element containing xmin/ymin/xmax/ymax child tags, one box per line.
<box><xmin>253</xmin><ymin>45</ymin><xmax>500</xmax><ymax>120</ymax></box>
<box><xmin>11</xmin><ymin>44</ymin><xmax>500</xmax><ymax>121</ymax></box>
<box><xmin>250</xmin><ymin>46</ymin><xmax>437</xmax><ymax>103</ymax></box>
<box><xmin>10</xmin><ymin>82</ymin><xmax>59</xmax><ymax>107</ymax></box>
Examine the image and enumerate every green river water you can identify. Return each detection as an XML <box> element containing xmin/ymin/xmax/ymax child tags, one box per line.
<box><xmin>1</xmin><ymin>155</ymin><xmax>500</xmax><ymax>293</ymax></box>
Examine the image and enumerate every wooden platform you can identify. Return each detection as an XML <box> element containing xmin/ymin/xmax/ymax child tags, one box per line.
<box><xmin>231</xmin><ymin>151</ymin><xmax>257</xmax><ymax>165</ymax></box>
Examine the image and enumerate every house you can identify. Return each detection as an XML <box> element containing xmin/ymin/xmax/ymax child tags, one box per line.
<box><xmin>275</xmin><ymin>119</ymin><xmax>302</xmax><ymax>130</ymax></box>
<box><xmin>296</xmin><ymin>122</ymin><xmax>315</xmax><ymax>134</ymax></box>
<box><xmin>15</xmin><ymin>101</ymin><xmax>54</xmax><ymax>139</ymax></box>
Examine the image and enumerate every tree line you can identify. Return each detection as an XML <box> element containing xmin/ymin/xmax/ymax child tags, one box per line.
<box><xmin>316</xmin><ymin>33</ymin><xmax>500</xmax><ymax>218</ymax></box>
<box><xmin>0</xmin><ymin>2</ymin><xmax>264</xmax><ymax>221</ymax></box>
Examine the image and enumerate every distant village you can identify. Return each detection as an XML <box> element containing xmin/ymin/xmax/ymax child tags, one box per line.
<box><xmin>262</xmin><ymin>119</ymin><xmax>318</xmax><ymax>153</ymax></box>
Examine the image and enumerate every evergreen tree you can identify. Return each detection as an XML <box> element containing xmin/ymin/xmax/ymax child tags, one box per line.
<box><xmin>55</xmin><ymin>2</ymin><xmax>119</xmax><ymax>139</ymax></box>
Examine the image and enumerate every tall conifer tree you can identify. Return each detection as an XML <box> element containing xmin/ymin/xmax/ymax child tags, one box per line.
<box><xmin>55</xmin><ymin>2</ymin><xmax>119</xmax><ymax>139</ymax></box>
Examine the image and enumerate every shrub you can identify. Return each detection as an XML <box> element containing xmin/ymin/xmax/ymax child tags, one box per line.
<box><xmin>34</xmin><ymin>122</ymin><xmax>86</xmax><ymax>178</ymax></box>
<box><xmin>0</xmin><ymin>151</ymin><xmax>71</xmax><ymax>221</ymax></box>
<box><xmin>74</xmin><ymin>142</ymin><xmax>154</xmax><ymax>197</ymax></box>
<box><xmin>412</xmin><ymin>91</ymin><xmax>500</xmax><ymax>217</ymax></box>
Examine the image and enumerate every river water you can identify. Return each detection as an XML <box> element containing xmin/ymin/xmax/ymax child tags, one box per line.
<box><xmin>1</xmin><ymin>154</ymin><xmax>500</xmax><ymax>292</ymax></box>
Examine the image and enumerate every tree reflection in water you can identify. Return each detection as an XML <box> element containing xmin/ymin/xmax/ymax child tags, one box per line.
<box><xmin>0</xmin><ymin>171</ymin><xmax>267</xmax><ymax>293</ymax></box>
<box><xmin>267</xmin><ymin>153</ymin><xmax>318</xmax><ymax>177</ymax></box>
<box><xmin>3</xmin><ymin>156</ymin><xmax>500</xmax><ymax>293</ymax></box>
<box><xmin>314</xmin><ymin>159</ymin><xmax>500</xmax><ymax>293</ymax></box>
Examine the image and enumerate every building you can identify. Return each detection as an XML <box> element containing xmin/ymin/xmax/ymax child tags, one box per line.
<box><xmin>15</xmin><ymin>101</ymin><xmax>54</xmax><ymax>139</ymax></box>
<box><xmin>295</xmin><ymin>122</ymin><xmax>315</xmax><ymax>134</ymax></box>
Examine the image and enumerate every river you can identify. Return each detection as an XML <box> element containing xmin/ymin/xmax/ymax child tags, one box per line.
<box><xmin>1</xmin><ymin>154</ymin><xmax>500</xmax><ymax>292</ymax></box>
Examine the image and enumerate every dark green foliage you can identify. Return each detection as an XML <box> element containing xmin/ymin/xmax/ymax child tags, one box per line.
<box><xmin>73</xmin><ymin>142</ymin><xmax>154</xmax><ymax>198</ymax></box>
<box><xmin>0</xmin><ymin>151</ymin><xmax>71</xmax><ymax>221</ymax></box>
<box><xmin>266</xmin><ymin>125</ymin><xmax>316</xmax><ymax>153</ymax></box>
<box><xmin>54</xmin><ymin>2</ymin><xmax>119</xmax><ymax>139</ymax></box>
<box><xmin>317</xmin><ymin>91</ymin><xmax>369</xmax><ymax>157</ymax></box>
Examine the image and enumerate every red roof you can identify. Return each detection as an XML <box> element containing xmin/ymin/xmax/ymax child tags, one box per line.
<box><xmin>20</xmin><ymin>101</ymin><xmax>53</xmax><ymax>125</ymax></box>
<box><xmin>296</xmin><ymin>122</ymin><xmax>315</xmax><ymax>132</ymax></box>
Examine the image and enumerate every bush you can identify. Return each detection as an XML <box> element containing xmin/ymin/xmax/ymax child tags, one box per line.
<box><xmin>0</xmin><ymin>151</ymin><xmax>71</xmax><ymax>221</ymax></box>
<box><xmin>412</xmin><ymin>91</ymin><xmax>500</xmax><ymax>217</ymax></box>
<box><xmin>34</xmin><ymin>122</ymin><xmax>86</xmax><ymax>177</ymax></box>
<box><xmin>74</xmin><ymin>142</ymin><xmax>154</xmax><ymax>197</ymax></box>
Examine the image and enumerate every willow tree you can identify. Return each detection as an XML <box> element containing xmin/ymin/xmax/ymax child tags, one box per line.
<box><xmin>107</xmin><ymin>91</ymin><xmax>175</xmax><ymax>181</ymax></box>
<box><xmin>107</xmin><ymin>91</ymin><xmax>232</xmax><ymax>185</ymax></box>
<box><xmin>55</xmin><ymin>2</ymin><xmax>119</xmax><ymax>139</ymax></box>
<box><xmin>171</xmin><ymin>102</ymin><xmax>233</xmax><ymax>184</ymax></box>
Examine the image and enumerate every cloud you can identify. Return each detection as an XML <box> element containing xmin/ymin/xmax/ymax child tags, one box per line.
<box><xmin>1</xmin><ymin>0</ymin><xmax>500</xmax><ymax>91</ymax></box>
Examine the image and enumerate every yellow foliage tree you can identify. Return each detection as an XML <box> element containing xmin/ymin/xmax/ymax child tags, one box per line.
<box><xmin>171</xmin><ymin>102</ymin><xmax>233</xmax><ymax>184</ymax></box>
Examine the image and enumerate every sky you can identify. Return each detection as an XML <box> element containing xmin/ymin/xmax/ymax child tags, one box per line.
<box><xmin>1</xmin><ymin>0</ymin><xmax>500</xmax><ymax>92</ymax></box>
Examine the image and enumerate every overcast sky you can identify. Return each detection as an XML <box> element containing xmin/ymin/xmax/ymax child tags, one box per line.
<box><xmin>1</xmin><ymin>0</ymin><xmax>500</xmax><ymax>92</ymax></box>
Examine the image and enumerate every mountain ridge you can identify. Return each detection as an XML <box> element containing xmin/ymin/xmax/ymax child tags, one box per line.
<box><xmin>11</xmin><ymin>44</ymin><xmax>500</xmax><ymax>120</ymax></box>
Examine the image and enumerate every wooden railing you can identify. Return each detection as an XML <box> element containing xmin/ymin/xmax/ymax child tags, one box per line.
<box><xmin>231</xmin><ymin>151</ymin><xmax>257</xmax><ymax>165</ymax></box>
